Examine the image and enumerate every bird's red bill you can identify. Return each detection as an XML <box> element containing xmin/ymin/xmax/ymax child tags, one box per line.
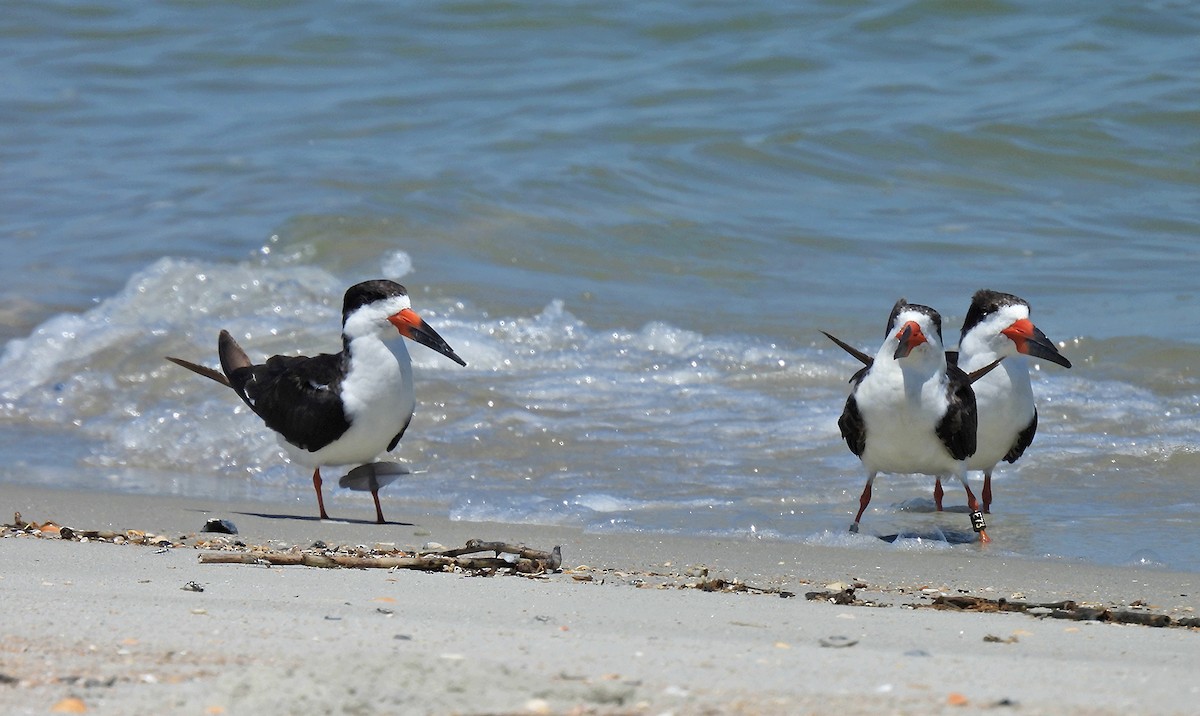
<box><xmin>387</xmin><ymin>308</ymin><xmax>423</xmax><ymax>337</ymax></box>
<box><xmin>1000</xmin><ymin>318</ymin><xmax>1035</xmax><ymax>353</ymax></box>
<box><xmin>893</xmin><ymin>320</ymin><xmax>928</xmax><ymax>358</ymax></box>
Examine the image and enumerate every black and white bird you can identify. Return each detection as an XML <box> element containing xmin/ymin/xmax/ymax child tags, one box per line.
<box><xmin>827</xmin><ymin>299</ymin><xmax>991</xmax><ymax>542</ymax></box>
<box><xmin>934</xmin><ymin>289</ymin><xmax>1072</xmax><ymax>514</ymax></box>
<box><xmin>167</xmin><ymin>279</ymin><xmax>466</xmax><ymax>523</ymax></box>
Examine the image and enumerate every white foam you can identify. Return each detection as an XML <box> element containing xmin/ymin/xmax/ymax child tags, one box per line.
<box><xmin>380</xmin><ymin>250</ymin><xmax>414</xmax><ymax>279</ymax></box>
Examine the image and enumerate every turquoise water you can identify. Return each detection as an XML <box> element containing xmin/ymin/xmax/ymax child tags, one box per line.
<box><xmin>2</xmin><ymin>0</ymin><xmax>1199</xmax><ymax>571</ymax></box>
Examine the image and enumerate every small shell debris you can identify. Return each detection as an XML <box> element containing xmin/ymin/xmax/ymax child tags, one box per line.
<box><xmin>50</xmin><ymin>697</ymin><xmax>88</xmax><ymax>713</ymax></box>
<box><xmin>201</xmin><ymin>519</ymin><xmax>238</xmax><ymax>535</ymax></box>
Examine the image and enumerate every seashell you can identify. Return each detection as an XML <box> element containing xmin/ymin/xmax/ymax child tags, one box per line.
<box><xmin>50</xmin><ymin>697</ymin><xmax>87</xmax><ymax>713</ymax></box>
<box><xmin>201</xmin><ymin>519</ymin><xmax>238</xmax><ymax>535</ymax></box>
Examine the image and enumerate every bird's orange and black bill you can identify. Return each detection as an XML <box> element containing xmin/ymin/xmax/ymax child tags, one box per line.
<box><xmin>388</xmin><ymin>308</ymin><xmax>467</xmax><ymax>367</ymax></box>
<box><xmin>893</xmin><ymin>321</ymin><xmax>928</xmax><ymax>359</ymax></box>
<box><xmin>1001</xmin><ymin>319</ymin><xmax>1072</xmax><ymax>368</ymax></box>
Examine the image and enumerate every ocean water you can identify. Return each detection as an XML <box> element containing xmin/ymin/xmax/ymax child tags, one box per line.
<box><xmin>3</xmin><ymin>0</ymin><xmax>1199</xmax><ymax>571</ymax></box>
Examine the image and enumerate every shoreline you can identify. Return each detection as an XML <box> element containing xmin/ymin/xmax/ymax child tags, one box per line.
<box><xmin>3</xmin><ymin>483</ymin><xmax>1198</xmax><ymax>714</ymax></box>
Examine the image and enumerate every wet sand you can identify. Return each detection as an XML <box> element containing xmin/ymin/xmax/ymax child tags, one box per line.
<box><xmin>3</xmin><ymin>483</ymin><xmax>1197</xmax><ymax>715</ymax></box>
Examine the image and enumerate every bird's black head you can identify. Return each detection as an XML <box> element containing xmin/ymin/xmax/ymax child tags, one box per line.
<box><xmin>960</xmin><ymin>289</ymin><xmax>1028</xmax><ymax>341</ymax></box>
<box><xmin>884</xmin><ymin>298</ymin><xmax>943</xmax><ymax>345</ymax></box>
<box><xmin>342</xmin><ymin>280</ymin><xmax>408</xmax><ymax>326</ymax></box>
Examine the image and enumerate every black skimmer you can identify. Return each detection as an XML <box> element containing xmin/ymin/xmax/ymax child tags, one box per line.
<box><xmin>166</xmin><ymin>279</ymin><xmax>466</xmax><ymax>523</ymax></box>
<box><xmin>935</xmin><ymin>289</ymin><xmax>1072</xmax><ymax>514</ymax></box>
<box><xmin>826</xmin><ymin>299</ymin><xmax>992</xmax><ymax>542</ymax></box>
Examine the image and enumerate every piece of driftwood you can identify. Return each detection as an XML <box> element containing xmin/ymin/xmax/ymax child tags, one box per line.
<box><xmin>428</xmin><ymin>539</ymin><xmax>556</xmax><ymax>561</ymax></box>
<box><xmin>198</xmin><ymin>542</ymin><xmax>562</xmax><ymax>574</ymax></box>
<box><xmin>931</xmin><ymin>595</ymin><xmax>1078</xmax><ymax>613</ymax></box>
<box><xmin>928</xmin><ymin>594</ymin><xmax>1182</xmax><ymax>628</ymax></box>
<box><xmin>805</xmin><ymin>587</ymin><xmax>859</xmax><ymax>605</ymax></box>
<box><xmin>692</xmin><ymin>577</ymin><xmax>795</xmax><ymax>598</ymax></box>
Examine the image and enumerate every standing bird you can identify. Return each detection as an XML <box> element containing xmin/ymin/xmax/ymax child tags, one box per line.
<box><xmin>167</xmin><ymin>280</ymin><xmax>466</xmax><ymax>523</ymax></box>
<box><xmin>934</xmin><ymin>289</ymin><xmax>1072</xmax><ymax>514</ymax></box>
<box><xmin>828</xmin><ymin>299</ymin><xmax>991</xmax><ymax>542</ymax></box>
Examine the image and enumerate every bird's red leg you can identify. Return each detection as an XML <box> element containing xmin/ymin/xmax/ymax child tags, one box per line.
<box><xmin>312</xmin><ymin>467</ymin><xmax>330</xmax><ymax>520</ymax></box>
<box><xmin>982</xmin><ymin>471</ymin><xmax>993</xmax><ymax>514</ymax></box>
<box><xmin>371</xmin><ymin>489</ymin><xmax>385</xmax><ymax>524</ymax></box>
<box><xmin>851</xmin><ymin>474</ymin><xmax>876</xmax><ymax>532</ymax></box>
<box><xmin>933</xmin><ymin>478</ymin><xmax>944</xmax><ymax>512</ymax></box>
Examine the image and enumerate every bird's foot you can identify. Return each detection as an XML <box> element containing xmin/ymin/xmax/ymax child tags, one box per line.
<box><xmin>848</xmin><ymin>522</ymin><xmax>860</xmax><ymax>534</ymax></box>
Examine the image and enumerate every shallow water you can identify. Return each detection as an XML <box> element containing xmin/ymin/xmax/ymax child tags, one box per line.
<box><xmin>2</xmin><ymin>0</ymin><xmax>1199</xmax><ymax>571</ymax></box>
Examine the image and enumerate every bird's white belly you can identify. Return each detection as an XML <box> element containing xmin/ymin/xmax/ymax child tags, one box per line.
<box><xmin>860</xmin><ymin>419</ymin><xmax>961</xmax><ymax>475</ymax></box>
<box><xmin>283</xmin><ymin>338</ymin><xmax>416</xmax><ymax>467</ymax></box>
<box><xmin>965</xmin><ymin>366</ymin><xmax>1035</xmax><ymax>470</ymax></box>
<box><xmin>856</xmin><ymin>375</ymin><xmax>960</xmax><ymax>476</ymax></box>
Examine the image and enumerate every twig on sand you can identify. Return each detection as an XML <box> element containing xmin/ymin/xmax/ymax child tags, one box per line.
<box><xmin>198</xmin><ymin>542</ymin><xmax>563</xmax><ymax>575</ymax></box>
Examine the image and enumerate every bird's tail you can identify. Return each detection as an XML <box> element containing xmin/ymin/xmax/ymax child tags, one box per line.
<box><xmin>164</xmin><ymin>329</ymin><xmax>252</xmax><ymax>389</ymax></box>
<box><xmin>217</xmin><ymin>330</ymin><xmax>252</xmax><ymax>380</ymax></box>
<box><xmin>164</xmin><ymin>355</ymin><xmax>231</xmax><ymax>387</ymax></box>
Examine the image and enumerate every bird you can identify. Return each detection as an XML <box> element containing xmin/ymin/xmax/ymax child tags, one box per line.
<box><xmin>826</xmin><ymin>299</ymin><xmax>992</xmax><ymax>542</ymax></box>
<box><xmin>934</xmin><ymin>289</ymin><xmax>1072</xmax><ymax>514</ymax></box>
<box><xmin>166</xmin><ymin>279</ymin><xmax>466</xmax><ymax>523</ymax></box>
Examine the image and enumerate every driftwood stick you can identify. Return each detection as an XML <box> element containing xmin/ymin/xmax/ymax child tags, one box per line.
<box><xmin>429</xmin><ymin>539</ymin><xmax>555</xmax><ymax>561</ymax></box>
<box><xmin>198</xmin><ymin>551</ymin><xmax>467</xmax><ymax>570</ymax></box>
<box><xmin>326</xmin><ymin>555</ymin><xmax>456</xmax><ymax>570</ymax></box>
<box><xmin>199</xmin><ymin>552</ymin><xmax>305</xmax><ymax>566</ymax></box>
<box><xmin>424</xmin><ymin>541</ymin><xmax>562</xmax><ymax>572</ymax></box>
<box><xmin>198</xmin><ymin>544</ymin><xmax>564</xmax><ymax>574</ymax></box>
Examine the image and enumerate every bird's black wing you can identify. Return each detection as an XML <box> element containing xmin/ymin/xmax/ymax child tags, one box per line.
<box><xmin>935</xmin><ymin>365</ymin><xmax>978</xmax><ymax>461</ymax></box>
<box><xmin>226</xmin><ymin>352</ymin><xmax>351</xmax><ymax>453</ymax></box>
<box><xmin>387</xmin><ymin>413</ymin><xmax>413</xmax><ymax>452</ymax></box>
<box><xmin>837</xmin><ymin>364</ymin><xmax>872</xmax><ymax>457</ymax></box>
<box><xmin>1004</xmin><ymin>409</ymin><xmax>1038</xmax><ymax>464</ymax></box>
<box><xmin>838</xmin><ymin>393</ymin><xmax>867</xmax><ymax>457</ymax></box>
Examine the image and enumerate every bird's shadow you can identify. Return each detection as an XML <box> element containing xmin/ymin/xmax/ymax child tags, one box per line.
<box><xmin>231</xmin><ymin>510</ymin><xmax>415</xmax><ymax>527</ymax></box>
<box><xmin>875</xmin><ymin>527</ymin><xmax>980</xmax><ymax>545</ymax></box>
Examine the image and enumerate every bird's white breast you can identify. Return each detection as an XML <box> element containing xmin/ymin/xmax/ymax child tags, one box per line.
<box><xmin>855</xmin><ymin>359</ymin><xmax>960</xmax><ymax>475</ymax></box>
<box><xmin>284</xmin><ymin>335</ymin><xmax>415</xmax><ymax>467</ymax></box>
<box><xmin>963</xmin><ymin>354</ymin><xmax>1035</xmax><ymax>470</ymax></box>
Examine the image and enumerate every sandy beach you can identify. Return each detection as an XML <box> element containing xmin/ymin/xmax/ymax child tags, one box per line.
<box><xmin>2</xmin><ymin>483</ymin><xmax>1197</xmax><ymax>715</ymax></box>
